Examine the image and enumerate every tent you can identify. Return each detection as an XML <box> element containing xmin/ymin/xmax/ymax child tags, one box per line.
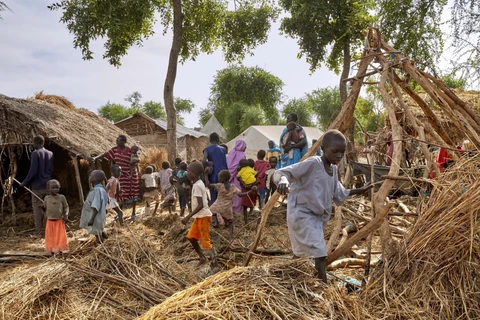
<box><xmin>199</xmin><ymin>115</ymin><xmax>227</xmax><ymax>141</ymax></box>
<box><xmin>226</xmin><ymin>125</ymin><xmax>324</xmax><ymax>159</ymax></box>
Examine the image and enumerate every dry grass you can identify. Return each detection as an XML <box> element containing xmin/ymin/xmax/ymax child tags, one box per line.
<box><xmin>139</xmin><ymin>147</ymin><xmax>168</xmax><ymax>173</ymax></box>
<box><xmin>34</xmin><ymin>91</ymin><xmax>76</xmax><ymax>111</ymax></box>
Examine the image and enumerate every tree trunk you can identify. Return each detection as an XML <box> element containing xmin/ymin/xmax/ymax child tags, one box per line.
<box><xmin>339</xmin><ymin>40</ymin><xmax>351</xmax><ymax>104</ymax></box>
<box><xmin>164</xmin><ymin>0</ymin><xmax>183</xmax><ymax>164</ymax></box>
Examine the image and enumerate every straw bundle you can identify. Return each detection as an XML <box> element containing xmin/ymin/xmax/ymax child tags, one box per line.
<box><xmin>138</xmin><ymin>259</ymin><xmax>365</xmax><ymax>320</ymax></box>
<box><xmin>34</xmin><ymin>91</ymin><xmax>76</xmax><ymax>111</ymax></box>
<box><xmin>139</xmin><ymin>147</ymin><xmax>168</xmax><ymax>173</ymax></box>
<box><xmin>361</xmin><ymin>155</ymin><xmax>480</xmax><ymax>319</ymax></box>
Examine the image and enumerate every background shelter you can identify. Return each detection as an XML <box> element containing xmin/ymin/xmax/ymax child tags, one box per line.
<box><xmin>115</xmin><ymin>113</ymin><xmax>208</xmax><ymax>161</ymax></box>
<box><xmin>226</xmin><ymin>125</ymin><xmax>324</xmax><ymax>159</ymax></box>
<box><xmin>0</xmin><ymin>93</ymin><xmax>136</xmax><ymax>219</ymax></box>
<box><xmin>199</xmin><ymin>115</ymin><xmax>227</xmax><ymax>142</ymax></box>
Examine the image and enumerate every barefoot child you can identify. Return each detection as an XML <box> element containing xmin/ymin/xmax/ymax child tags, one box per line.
<box><xmin>106</xmin><ymin>164</ymin><xmax>124</xmax><ymax>225</ymax></box>
<box><xmin>43</xmin><ymin>179</ymin><xmax>69</xmax><ymax>253</ymax></box>
<box><xmin>176</xmin><ymin>162</ymin><xmax>189</xmax><ymax>217</ymax></box>
<box><xmin>80</xmin><ymin>170</ymin><xmax>109</xmax><ymax>243</ymax></box>
<box><xmin>181</xmin><ymin>162</ymin><xmax>215</xmax><ymax>265</ymax></box>
<box><xmin>254</xmin><ymin>150</ymin><xmax>270</xmax><ymax>209</ymax></box>
<box><xmin>205</xmin><ymin>170</ymin><xmax>257</xmax><ymax>240</ymax></box>
<box><xmin>275</xmin><ymin>130</ymin><xmax>372</xmax><ymax>283</ymax></box>
<box><xmin>265</xmin><ymin>156</ymin><xmax>278</xmax><ymax>204</ymax></box>
<box><xmin>237</xmin><ymin>158</ymin><xmax>258</xmax><ymax>224</ymax></box>
<box><xmin>141</xmin><ymin>166</ymin><xmax>159</xmax><ymax>217</ymax></box>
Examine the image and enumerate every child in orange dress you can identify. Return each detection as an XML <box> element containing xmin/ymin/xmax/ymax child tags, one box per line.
<box><xmin>43</xmin><ymin>179</ymin><xmax>69</xmax><ymax>253</ymax></box>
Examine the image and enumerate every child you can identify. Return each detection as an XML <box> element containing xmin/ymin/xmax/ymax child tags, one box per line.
<box><xmin>254</xmin><ymin>150</ymin><xmax>270</xmax><ymax>209</ymax></box>
<box><xmin>161</xmin><ymin>175</ymin><xmax>177</xmax><ymax>212</ymax></box>
<box><xmin>106</xmin><ymin>164</ymin><xmax>124</xmax><ymax>225</ymax></box>
<box><xmin>141</xmin><ymin>166</ymin><xmax>159</xmax><ymax>217</ymax></box>
<box><xmin>176</xmin><ymin>161</ymin><xmax>189</xmax><ymax>217</ymax></box>
<box><xmin>237</xmin><ymin>158</ymin><xmax>258</xmax><ymax>224</ymax></box>
<box><xmin>283</xmin><ymin>121</ymin><xmax>304</xmax><ymax>159</ymax></box>
<box><xmin>80</xmin><ymin>170</ymin><xmax>109</xmax><ymax>243</ymax></box>
<box><xmin>266</xmin><ymin>140</ymin><xmax>282</xmax><ymax>167</ymax></box>
<box><xmin>275</xmin><ymin>130</ymin><xmax>372</xmax><ymax>283</ymax></box>
<box><xmin>43</xmin><ymin>179</ymin><xmax>69</xmax><ymax>253</ymax></box>
<box><xmin>265</xmin><ymin>156</ymin><xmax>278</xmax><ymax>204</ymax></box>
<box><xmin>181</xmin><ymin>162</ymin><xmax>215</xmax><ymax>266</ymax></box>
<box><xmin>311</xmin><ymin>139</ymin><xmax>322</xmax><ymax>156</ymax></box>
<box><xmin>205</xmin><ymin>170</ymin><xmax>256</xmax><ymax>240</ymax></box>
<box><xmin>157</xmin><ymin>161</ymin><xmax>173</xmax><ymax>199</ymax></box>
<box><xmin>129</xmin><ymin>144</ymin><xmax>140</xmax><ymax>178</ymax></box>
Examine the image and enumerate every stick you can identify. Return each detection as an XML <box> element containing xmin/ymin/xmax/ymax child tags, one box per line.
<box><xmin>380</xmin><ymin>175</ymin><xmax>432</xmax><ymax>184</ymax></box>
<box><xmin>13</xmin><ymin>178</ymin><xmax>44</xmax><ymax>203</ymax></box>
<box><xmin>326</xmin><ymin>206</ymin><xmax>343</xmax><ymax>254</ymax></box>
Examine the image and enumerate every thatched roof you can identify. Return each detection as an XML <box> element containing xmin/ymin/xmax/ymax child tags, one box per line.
<box><xmin>0</xmin><ymin>94</ymin><xmax>135</xmax><ymax>158</ymax></box>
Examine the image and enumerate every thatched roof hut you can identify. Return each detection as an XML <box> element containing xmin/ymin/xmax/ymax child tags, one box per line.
<box><xmin>0</xmin><ymin>94</ymin><xmax>136</xmax><ymax>217</ymax></box>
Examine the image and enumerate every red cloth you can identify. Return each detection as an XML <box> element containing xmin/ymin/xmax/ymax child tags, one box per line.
<box><xmin>254</xmin><ymin>160</ymin><xmax>270</xmax><ymax>189</ymax></box>
<box><xmin>241</xmin><ymin>185</ymin><xmax>256</xmax><ymax>208</ymax></box>
<box><xmin>430</xmin><ymin>148</ymin><xmax>451</xmax><ymax>179</ymax></box>
<box><xmin>45</xmin><ymin>219</ymin><xmax>68</xmax><ymax>253</ymax></box>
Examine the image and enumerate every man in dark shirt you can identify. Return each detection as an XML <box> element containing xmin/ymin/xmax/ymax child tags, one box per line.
<box><xmin>20</xmin><ymin>135</ymin><xmax>54</xmax><ymax>236</ymax></box>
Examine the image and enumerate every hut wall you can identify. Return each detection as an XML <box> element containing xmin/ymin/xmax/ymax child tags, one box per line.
<box><xmin>186</xmin><ymin>136</ymin><xmax>208</xmax><ymax>162</ymax></box>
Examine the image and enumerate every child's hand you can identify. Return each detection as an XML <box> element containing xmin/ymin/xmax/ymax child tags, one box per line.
<box><xmin>359</xmin><ymin>182</ymin><xmax>373</xmax><ymax>193</ymax></box>
<box><xmin>277</xmin><ymin>176</ymin><xmax>289</xmax><ymax>195</ymax></box>
<box><xmin>181</xmin><ymin>216</ymin><xmax>190</xmax><ymax>225</ymax></box>
<box><xmin>63</xmin><ymin>216</ymin><xmax>69</xmax><ymax>223</ymax></box>
<box><xmin>250</xmin><ymin>186</ymin><xmax>258</xmax><ymax>193</ymax></box>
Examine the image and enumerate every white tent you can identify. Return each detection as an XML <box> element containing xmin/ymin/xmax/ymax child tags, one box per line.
<box><xmin>226</xmin><ymin>125</ymin><xmax>324</xmax><ymax>159</ymax></box>
<box><xmin>199</xmin><ymin>115</ymin><xmax>227</xmax><ymax>141</ymax></box>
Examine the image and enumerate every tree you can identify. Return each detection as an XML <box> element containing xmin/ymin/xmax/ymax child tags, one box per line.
<box><xmin>280</xmin><ymin>0</ymin><xmax>374</xmax><ymax>103</ymax></box>
<box><xmin>97</xmin><ymin>91</ymin><xmax>191</xmax><ymax>124</ymax></box>
<box><xmin>280</xmin><ymin>98</ymin><xmax>315</xmax><ymax>127</ymax></box>
<box><xmin>354</xmin><ymin>96</ymin><xmax>385</xmax><ymax>143</ymax></box>
<box><xmin>376</xmin><ymin>0</ymin><xmax>446</xmax><ymax>71</ymax></box>
<box><xmin>202</xmin><ymin>65</ymin><xmax>284</xmax><ymax>139</ymax></box>
<box><xmin>451</xmin><ymin>0</ymin><xmax>480</xmax><ymax>87</ymax></box>
<box><xmin>441</xmin><ymin>73</ymin><xmax>467</xmax><ymax>89</ymax></box>
<box><xmin>308</xmin><ymin>87</ymin><xmax>342</xmax><ymax>130</ymax></box>
<box><xmin>0</xmin><ymin>1</ymin><xmax>10</xmax><ymax>19</ymax></box>
<box><xmin>49</xmin><ymin>0</ymin><xmax>278</xmax><ymax>163</ymax></box>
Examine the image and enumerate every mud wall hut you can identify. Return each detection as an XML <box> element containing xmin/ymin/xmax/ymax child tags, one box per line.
<box><xmin>114</xmin><ymin>113</ymin><xmax>208</xmax><ymax>161</ymax></box>
<box><xmin>0</xmin><ymin>94</ymin><xmax>137</xmax><ymax>217</ymax></box>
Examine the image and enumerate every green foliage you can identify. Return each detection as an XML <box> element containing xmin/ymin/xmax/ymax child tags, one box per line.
<box><xmin>308</xmin><ymin>87</ymin><xmax>342</xmax><ymax>130</ymax></box>
<box><xmin>377</xmin><ymin>0</ymin><xmax>446</xmax><ymax>69</ymax></box>
<box><xmin>49</xmin><ymin>0</ymin><xmax>278</xmax><ymax>66</ymax></box>
<box><xmin>451</xmin><ymin>0</ymin><xmax>480</xmax><ymax>86</ymax></box>
<box><xmin>280</xmin><ymin>0</ymin><xmax>375</xmax><ymax>73</ymax></box>
<box><xmin>207</xmin><ymin>65</ymin><xmax>284</xmax><ymax>139</ymax></box>
<box><xmin>198</xmin><ymin>108</ymin><xmax>213</xmax><ymax>126</ymax></box>
<box><xmin>280</xmin><ymin>98</ymin><xmax>315</xmax><ymax>127</ymax></box>
<box><xmin>441</xmin><ymin>73</ymin><xmax>466</xmax><ymax>89</ymax></box>
<box><xmin>354</xmin><ymin>96</ymin><xmax>385</xmax><ymax>143</ymax></box>
<box><xmin>98</xmin><ymin>92</ymin><xmax>191</xmax><ymax>124</ymax></box>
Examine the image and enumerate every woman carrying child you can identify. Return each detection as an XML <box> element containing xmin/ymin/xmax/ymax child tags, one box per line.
<box><xmin>43</xmin><ymin>179</ymin><xmax>69</xmax><ymax>253</ymax></box>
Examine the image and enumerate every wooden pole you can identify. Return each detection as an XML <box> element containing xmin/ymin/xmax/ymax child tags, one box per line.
<box><xmin>8</xmin><ymin>148</ymin><xmax>17</xmax><ymax>220</ymax></box>
<box><xmin>71</xmin><ymin>154</ymin><xmax>84</xmax><ymax>204</ymax></box>
<box><xmin>326</xmin><ymin>206</ymin><xmax>343</xmax><ymax>254</ymax></box>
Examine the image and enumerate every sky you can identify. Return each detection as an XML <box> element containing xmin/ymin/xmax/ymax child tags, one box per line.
<box><xmin>0</xmin><ymin>1</ymin><xmax>340</xmax><ymax>128</ymax></box>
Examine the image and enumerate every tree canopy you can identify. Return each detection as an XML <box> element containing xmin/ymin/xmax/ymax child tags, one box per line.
<box><xmin>98</xmin><ymin>91</ymin><xmax>192</xmax><ymax>124</ymax></box>
<box><xmin>0</xmin><ymin>1</ymin><xmax>10</xmax><ymax>19</ymax></box>
<box><xmin>200</xmin><ymin>65</ymin><xmax>284</xmax><ymax>139</ymax></box>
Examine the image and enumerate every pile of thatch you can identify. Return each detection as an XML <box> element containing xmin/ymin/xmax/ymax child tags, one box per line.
<box><xmin>138</xmin><ymin>260</ymin><xmax>364</xmax><ymax>320</ymax></box>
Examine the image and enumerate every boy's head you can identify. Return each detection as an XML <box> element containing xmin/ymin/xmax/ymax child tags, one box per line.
<box><xmin>33</xmin><ymin>135</ymin><xmax>45</xmax><ymax>149</ymax></box>
<box><xmin>145</xmin><ymin>166</ymin><xmax>153</xmax><ymax>174</ymax></box>
<box><xmin>238</xmin><ymin>158</ymin><xmax>249</xmax><ymax>169</ymax></box>
<box><xmin>218</xmin><ymin>169</ymin><xmax>231</xmax><ymax>183</ymax></box>
<box><xmin>116</xmin><ymin>135</ymin><xmax>127</xmax><ymax>148</ymax></box>
<box><xmin>257</xmin><ymin>150</ymin><xmax>266</xmax><ymax>160</ymax></box>
<box><xmin>268</xmin><ymin>140</ymin><xmax>274</xmax><ymax>149</ymax></box>
<box><xmin>287</xmin><ymin>113</ymin><xmax>298</xmax><ymax>123</ymax></box>
<box><xmin>175</xmin><ymin>157</ymin><xmax>182</xmax><ymax>167</ymax></box>
<box><xmin>162</xmin><ymin>161</ymin><xmax>170</xmax><ymax>170</ymax></box>
<box><xmin>111</xmin><ymin>164</ymin><xmax>122</xmax><ymax>177</ymax></box>
<box><xmin>321</xmin><ymin>130</ymin><xmax>347</xmax><ymax>165</ymax></box>
<box><xmin>187</xmin><ymin>162</ymin><xmax>204</xmax><ymax>182</ymax></box>
<box><xmin>47</xmin><ymin>179</ymin><xmax>60</xmax><ymax>195</ymax></box>
<box><xmin>287</xmin><ymin>121</ymin><xmax>296</xmax><ymax>131</ymax></box>
<box><xmin>89</xmin><ymin>170</ymin><xmax>106</xmax><ymax>185</ymax></box>
<box><xmin>210</xmin><ymin>132</ymin><xmax>220</xmax><ymax>144</ymax></box>
<box><xmin>221</xmin><ymin>144</ymin><xmax>228</xmax><ymax>154</ymax></box>
<box><xmin>180</xmin><ymin>161</ymin><xmax>187</xmax><ymax>171</ymax></box>
<box><xmin>130</xmin><ymin>144</ymin><xmax>139</xmax><ymax>153</ymax></box>
<box><xmin>268</xmin><ymin>156</ymin><xmax>278</xmax><ymax>169</ymax></box>
<box><xmin>247</xmin><ymin>158</ymin><xmax>255</xmax><ymax>168</ymax></box>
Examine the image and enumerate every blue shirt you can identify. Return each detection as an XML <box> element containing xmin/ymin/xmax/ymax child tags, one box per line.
<box><xmin>22</xmin><ymin>147</ymin><xmax>54</xmax><ymax>190</ymax></box>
